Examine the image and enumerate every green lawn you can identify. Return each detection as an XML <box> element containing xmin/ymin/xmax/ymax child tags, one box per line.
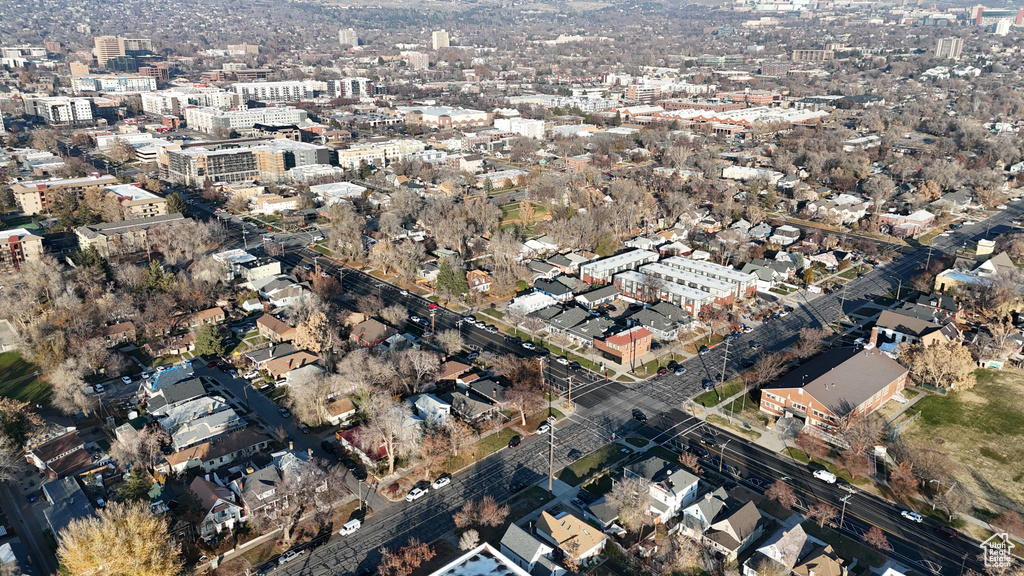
<box><xmin>480</xmin><ymin>309</ymin><xmax>504</xmax><ymax>320</ymax></box>
<box><xmin>557</xmin><ymin>443</ymin><xmax>633</xmax><ymax>486</ymax></box>
<box><xmin>648</xmin><ymin>445</ymin><xmax>680</xmax><ymax>464</ymax></box>
<box><xmin>625</xmin><ymin>437</ymin><xmax>648</xmax><ymax>448</ymax></box>
<box><xmin>582</xmin><ymin>474</ymin><xmax>615</xmax><ymax>497</ymax></box>
<box><xmin>524</xmin><ymin>409</ymin><xmax>564</xmax><ymax>431</ymax></box>
<box><xmin>694</xmin><ymin>378</ymin><xmax>743</xmax><ymax>407</ymax></box>
<box><xmin>784</xmin><ymin>447</ymin><xmax>810</xmax><ymax>463</ymax></box>
<box><xmin>838</xmin><ymin>268</ymin><xmax>860</xmax><ymax>280</ymax></box>
<box><xmin>507</xmin><ymin>485</ymin><xmax>556</xmax><ymax>522</ymax></box>
<box><xmin>722</xmin><ymin>391</ymin><xmax>760</xmax><ymax>414</ymax></box>
<box><xmin>801</xmin><ymin>521</ymin><xmax>886</xmax><ymax>568</ymax></box>
<box><xmin>479</xmin><ymin>428</ymin><xmax>520</xmax><ymax>458</ymax></box>
<box><xmin>0</xmin><ymin>353</ymin><xmax>50</xmax><ymax>403</ymax></box>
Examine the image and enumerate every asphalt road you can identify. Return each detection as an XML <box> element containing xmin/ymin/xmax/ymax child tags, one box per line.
<box><xmin>196</xmin><ymin>199</ymin><xmax>1024</xmax><ymax>575</ymax></box>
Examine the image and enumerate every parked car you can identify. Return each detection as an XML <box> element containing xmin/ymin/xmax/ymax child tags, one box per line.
<box><xmin>556</xmin><ymin>356</ymin><xmax>570</xmax><ymax>366</ymax></box>
<box><xmin>657</xmin><ymin>367</ymin><xmax>669</xmax><ymax>376</ymax></box>
<box><xmin>901</xmin><ymin>510</ymin><xmax>924</xmax><ymax>523</ymax></box>
<box><xmin>812</xmin><ymin>469</ymin><xmax>837</xmax><ymax>484</ymax></box>
<box><xmin>405</xmin><ymin>487</ymin><xmax>428</xmax><ymax>502</ymax></box>
<box><xmin>207</xmin><ymin>361</ymin><xmax>218</xmax><ymax>368</ymax></box>
<box><xmin>94</xmin><ymin>383</ymin><xmax>104</xmax><ymax>393</ymax></box>
<box><xmin>400</xmin><ymin>290</ymin><xmax>410</xmax><ymax>296</ymax></box>
<box><xmin>743</xmin><ymin>325</ymin><xmax>753</xmax><ymax>333</ymax></box>
<box><xmin>741</xmin><ymin>359</ymin><xmax>756</xmax><ymax>368</ymax></box>
<box><xmin>466</xmin><ymin>352</ymin><xmax>479</xmax><ymax>361</ymax></box>
<box><xmin>698</xmin><ymin>346</ymin><xmax>712</xmax><ymax>356</ymax></box>
<box><xmin>338</xmin><ymin>518</ymin><xmax>361</xmax><ymax>536</ymax></box>
<box><xmin>244</xmin><ymin>370</ymin><xmax>259</xmax><ymax>379</ymax></box>
<box><xmin>228</xmin><ymin>369</ymin><xmax>238</xmax><ymax>378</ymax></box>
<box><xmin>320</xmin><ymin>440</ymin><xmax>340</xmax><ymax>458</ymax></box>
<box><xmin>121</xmin><ymin>376</ymin><xmax>132</xmax><ymax>384</ymax></box>
<box><xmin>278</xmin><ymin>408</ymin><xmax>291</xmax><ymax>418</ymax></box>
<box><xmin>702</xmin><ymin>379</ymin><xmax>715</xmax><ymax>389</ymax></box>
<box><xmin>297</xmin><ymin>423</ymin><xmax>310</xmax><ymax>434</ymax></box>
<box><xmin>522</xmin><ymin>342</ymin><xmax>536</xmax><ymax>351</ymax></box>
<box><xmin>749</xmin><ymin>341</ymin><xmax>762</xmax><ymax>350</ymax></box>
<box><xmin>674</xmin><ymin>366</ymin><xmax>687</xmax><ymax>375</ymax></box>
<box><xmin>410</xmin><ymin>315</ymin><xmax>421</xmax><ymax>324</ymax></box>
<box><xmin>632</xmin><ymin>409</ymin><xmax>647</xmax><ymax>423</ymax></box>
<box><xmin>342</xmin><ymin>457</ymin><xmax>357</xmax><ymax>470</ymax></box>
<box><xmin>509</xmin><ymin>481</ymin><xmax>525</xmax><ymax>493</ymax></box>
<box><xmin>278</xmin><ymin>550</ymin><xmax>305</xmax><ymax>565</ymax></box>
<box><xmin>508</xmin><ymin>435</ymin><xmax>522</xmax><ymax>448</ymax></box>
<box><xmin>535</xmin><ymin>422</ymin><xmax>551</xmax><ymax>435</ymax></box>
<box><xmin>567</xmin><ymin>449</ymin><xmax>582</xmax><ymax>462</ymax></box>
<box><xmin>432</xmin><ymin>474</ymin><xmax>452</xmax><ymax>489</ymax></box>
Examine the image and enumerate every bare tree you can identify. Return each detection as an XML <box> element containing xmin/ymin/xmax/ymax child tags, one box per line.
<box><xmin>379</xmin><ymin>538</ymin><xmax>436</xmax><ymax>576</ymax></box>
<box><xmin>932</xmin><ymin>486</ymin><xmax>970</xmax><ymax>521</ymax></box>
<box><xmin>445</xmin><ymin>419</ymin><xmax>478</xmax><ymax>459</ymax></box>
<box><xmin>905</xmin><ymin>340</ymin><xmax>976</xmax><ymax>391</ymax></box>
<box><xmin>808</xmin><ymin>503</ymin><xmax>838</xmax><ymax>528</ymax></box>
<box><xmin>458</xmin><ymin>529</ymin><xmax>479</xmax><ymax>551</ymax></box>
<box><xmin>607</xmin><ymin>475</ymin><xmax>654</xmax><ymax>539</ymax></box>
<box><xmin>49</xmin><ymin>359</ymin><xmax>98</xmax><ymax>417</ymax></box>
<box><xmin>994</xmin><ymin>511</ymin><xmax>1024</xmax><ymax>540</ymax></box>
<box><xmin>379</xmin><ymin>304</ymin><xmax>408</xmax><ymax>326</ymax></box>
<box><xmin>359</xmin><ymin>392</ymin><xmax>419</xmax><ymax>476</ymax></box>
<box><xmin>862</xmin><ymin>526</ymin><xmax>892</xmax><ymax>551</ymax></box>
<box><xmin>889</xmin><ymin>460</ymin><xmax>919</xmax><ymax>499</ymax></box>
<box><xmin>765</xmin><ymin>482</ymin><xmax>798</xmax><ymax>509</ymax></box>
<box><xmin>678</xmin><ymin>452</ymin><xmax>702</xmax><ymax>475</ymax></box>
<box><xmin>435</xmin><ymin>329</ymin><xmax>464</xmax><ymax>356</ymax></box>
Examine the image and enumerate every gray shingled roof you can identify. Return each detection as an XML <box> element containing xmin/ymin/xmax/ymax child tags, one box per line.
<box><xmin>500</xmin><ymin>523</ymin><xmax>549</xmax><ymax>565</ymax></box>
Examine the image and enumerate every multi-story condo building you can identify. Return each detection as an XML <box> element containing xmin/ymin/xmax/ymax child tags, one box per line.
<box><xmin>395</xmin><ymin>106</ymin><xmax>492</xmax><ymax>128</ymax></box>
<box><xmin>334</xmin><ymin>139</ymin><xmax>426</xmax><ymax>169</ymax></box>
<box><xmin>791</xmin><ymin>49</ymin><xmax>834</xmax><ymax>62</ymax></box>
<box><xmin>231</xmin><ymin>81</ymin><xmax>314</xmax><ymax>103</ymax></box>
<box><xmin>432</xmin><ymin>30</ymin><xmax>450</xmax><ymax>50</ymax></box>
<box><xmin>493</xmin><ymin>117</ymin><xmax>545</xmax><ymax>139</ymax></box>
<box><xmin>72</xmin><ymin>75</ymin><xmax>157</xmax><ymax>95</ymax></box>
<box><xmin>401</xmin><ymin>51</ymin><xmax>429</xmax><ymax>70</ymax></box>
<box><xmin>165</xmin><ymin>140</ymin><xmax>331</xmax><ymax>185</ymax></box>
<box><xmin>104</xmin><ymin>184</ymin><xmax>168</xmax><ymax>219</ymax></box>
<box><xmin>0</xmin><ymin>228</ymin><xmax>44</xmax><ymax>273</ymax></box>
<box><xmin>339</xmin><ymin>29</ymin><xmax>359</xmax><ymax>47</ymax></box>
<box><xmin>93</xmin><ymin>36</ymin><xmax>152</xmax><ymax>67</ymax></box>
<box><xmin>76</xmin><ymin>213</ymin><xmax>187</xmax><ymax>258</ymax></box>
<box><xmin>659</xmin><ymin>257</ymin><xmax>758</xmax><ymax>299</ymax></box>
<box><xmin>580</xmin><ymin>250</ymin><xmax>659</xmax><ymax>285</ymax></box>
<box><xmin>183</xmin><ymin>105</ymin><xmax>308</xmax><ymax>134</ymax></box>
<box><xmin>327</xmin><ymin>78</ymin><xmax>372</xmax><ymax>99</ymax></box>
<box><xmin>141</xmin><ymin>89</ymin><xmax>239</xmax><ymax>117</ymax></box>
<box><xmin>934</xmin><ymin>37</ymin><xmax>964</xmax><ymax>60</ymax></box>
<box><xmin>614</xmin><ymin>270</ymin><xmax>715</xmax><ymax>315</ymax></box>
<box><xmin>23</xmin><ymin>97</ymin><xmax>94</xmax><ymax>126</ymax></box>
<box><xmin>11</xmin><ymin>174</ymin><xmax>119</xmax><ymax>214</ymax></box>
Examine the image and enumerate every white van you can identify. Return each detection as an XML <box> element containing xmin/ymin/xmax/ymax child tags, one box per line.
<box><xmin>338</xmin><ymin>518</ymin><xmax>361</xmax><ymax>536</ymax></box>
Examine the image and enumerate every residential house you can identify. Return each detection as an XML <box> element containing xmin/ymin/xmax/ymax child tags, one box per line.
<box><xmin>445</xmin><ymin>390</ymin><xmax>499</xmax><ymax>424</ymax></box>
<box><xmin>438</xmin><ymin>360</ymin><xmax>472</xmax><ymax>382</ymax></box>
<box><xmin>256</xmin><ymin>314</ymin><xmax>297</xmax><ymax>342</ymax></box>
<box><xmin>528</xmin><ymin>260</ymin><xmax>560</xmax><ymax>281</ymax></box>
<box><xmin>760</xmin><ymin>347</ymin><xmax>909</xmax><ymax>435</ymax></box>
<box><xmin>27</xmin><ymin>431</ymin><xmax>90</xmax><ymax>478</ymax></box>
<box><xmin>769</xmin><ymin>225</ymin><xmax>801</xmax><ymax>246</ymax></box>
<box><xmin>467</xmin><ymin>270</ymin><xmax>492</xmax><ymax>293</ymax></box>
<box><xmin>806</xmin><ymin>195</ymin><xmax>871</xmax><ymax>225</ymax></box>
<box><xmin>159</xmin><ymin>428</ymin><xmax>272</xmax><ymax>474</ymax></box>
<box><xmin>412</xmin><ymin>394</ymin><xmax>451</xmax><ymax>424</ymax></box>
<box><xmin>144</xmin><ymin>332</ymin><xmax>195</xmax><ymax>357</ymax></box>
<box><xmin>793</xmin><ymin>545</ymin><xmax>846</xmax><ymax>576</ymax></box>
<box><xmin>534</xmin><ymin>278</ymin><xmax>574</xmax><ymax>302</ymax></box>
<box><xmin>878</xmin><ymin>210</ymin><xmax>935</xmax><ymax>238</ymax></box>
<box><xmin>702</xmin><ymin>501</ymin><xmax>764</xmax><ymax>562</ymax></box>
<box><xmin>575</xmin><ymin>285</ymin><xmax>619</xmax><ymax>310</ymax></box>
<box><xmin>872</xmin><ymin>309</ymin><xmax>960</xmax><ymax>348</ymax></box>
<box><xmin>428</xmin><ymin>543</ymin><xmax>535</xmax><ymax>576</ymax></box>
<box><xmin>245</xmin><ymin>342</ymin><xmax>299</xmax><ymax>369</ymax></box>
<box><xmin>626</xmin><ymin>304</ymin><xmax>693</xmax><ymax>341</ymax></box>
<box><xmin>264</xmin><ymin>352</ymin><xmax>318</xmax><ymax>380</ymax></box>
<box><xmin>190</xmin><ymin>476</ymin><xmax>246</xmax><ymax>540</ymax></box>
<box><xmin>500</xmin><ymin>523</ymin><xmax>560</xmax><ymax>576</ymax></box>
<box><xmin>145</xmin><ymin>376</ymin><xmax>207</xmax><ymax>416</ymax></box>
<box><xmin>679</xmin><ymin>487</ymin><xmax>730</xmax><ymax>536</ymax></box>
<box><xmin>100</xmin><ymin>321</ymin><xmax>136</xmax><ymax>347</ymax></box>
<box><xmin>742</xmin><ymin>524</ymin><xmax>815</xmax><ymax>576</ymax></box>
<box><xmin>464</xmin><ymin>377</ymin><xmax>513</xmax><ymax>411</ymax></box>
<box><xmin>41</xmin><ymin>477</ymin><xmax>93</xmax><ymax>535</ymax></box>
<box><xmin>192</xmin><ymin>307</ymin><xmax>225</xmax><ymax>327</ymax></box>
<box><xmin>580</xmin><ymin>250</ymin><xmax>659</xmax><ymax>285</ymax></box>
<box><xmin>594</xmin><ymin>326</ymin><xmax>652</xmax><ymax>365</ymax></box>
<box><xmin>929</xmin><ymin>191</ymin><xmax>972</xmax><ymax>214</ymax></box>
<box><xmin>350</xmin><ymin>318</ymin><xmax>397</xmax><ymax>347</ymax></box>
<box><xmin>747</xmin><ymin>222</ymin><xmax>773</xmax><ymax>239</ymax></box>
<box><xmin>621</xmin><ymin>454</ymin><xmax>700</xmax><ymax>523</ymax></box>
<box><xmin>934</xmin><ymin>251</ymin><xmax>1022</xmax><ymax>300</ymax></box>
<box><xmin>536</xmin><ymin>510</ymin><xmax>608</xmax><ymax>560</ymax></box>
<box><xmin>325</xmin><ymin>396</ymin><xmax>357</xmax><ymax>426</ymax></box>
<box><xmin>230</xmin><ymin>464</ymin><xmax>282</xmax><ymax>518</ymax></box>
<box><xmin>507</xmin><ymin>292</ymin><xmax>558</xmax><ymax>316</ymax></box>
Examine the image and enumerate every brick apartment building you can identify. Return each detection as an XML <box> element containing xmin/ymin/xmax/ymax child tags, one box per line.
<box><xmin>759</xmin><ymin>347</ymin><xmax>908</xmax><ymax>436</ymax></box>
<box><xmin>594</xmin><ymin>326</ymin><xmax>652</xmax><ymax>365</ymax></box>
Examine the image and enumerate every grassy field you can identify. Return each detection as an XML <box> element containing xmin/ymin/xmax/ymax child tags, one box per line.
<box><xmin>557</xmin><ymin>443</ymin><xmax>633</xmax><ymax>486</ymax></box>
<box><xmin>694</xmin><ymin>378</ymin><xmax>743</xmax><ymax>407</ymax></box>
<box><xmin>902</xmin><ymin>369</ymin><xmax>1024</xmax><ymax>510</ymax></box>
<box><xmin>0</xmin><ymin>353</ymin><xmax>50</xmax><ymax>403</ymax></box>
<box><xmin>801</xmin><ymin>521</ymin><xmax>886</xmax><ymax>568</ymax></box>
<box><xmin>478</xmin><ymin>428</ymin><xmax>520</xmax><ymax>459</ymax></box>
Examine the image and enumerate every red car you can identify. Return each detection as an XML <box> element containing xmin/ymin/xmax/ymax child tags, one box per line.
<box><xmin>207</xmin><ymin>361</ymin><xmax>218</xmax><ymax>368</ymax></box>
<box><xmin>428</xmin><ymin>303</ymin><xmax>439</xmax><ymax>309</ymax></box>
<box><xmin>657</xmin><ymin>367</ymin><xmax>669</xmax><ymax>376</ymax></box>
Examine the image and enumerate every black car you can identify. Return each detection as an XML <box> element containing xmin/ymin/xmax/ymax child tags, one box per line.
<box><xmin>688</xmin><ymin>444</ymin><xmax>710</xmax><ymax>459</ymax></box>
<box><xmin>702</xmin><ymin>379</ymin><xmax>715</xmax><ymax>389</ymax></box>
<box><xmin>257</xmin><ymin>561</ymin><xmax>277</xmax><ymax>575</ymax></box>
<box><xmin>741</xmin><ymin>359</ymin><xmax>756</xmax><ymax>368</ymax></box>
<box><xmin>567</xmin><ymin>449</ymin><xmax>583</xmax><ymax>462</ymax></box>
<box><xmin>342</xmin><ymin>458</ymin><xmax>357</xmax><ymax>470</ymax></box>
<box><xmin>320</xmin><ymin>440</ymin><xmax>340</xmax><ymax>458</ymax></box>
<box><xmin>352</xmin><ymin>467</ymin><xmax>367</xmax><ymax>481</ymax></box>
<box><xmin>508</xmin><ymin>435</ymin><xmax>522</xmax><ymax>448</ymax></box>
<box><xmin>632</xmin><ymin>409</ymin><xmax>647</xmax><ymax>423</ymax></box>
<box><xmin>569</xmin><ymin>362</ymin><xmax>582</xmax><ymax>370</ymax></box>
<box><xmin>749</xmin><ymin>341</ymin><xmax>762</xmax><ymax>350</ymax></box>
<box><xmin>509</xmin><ymin>481</ymin><xmax>526</xmax><ymax>493</ymax></box>
<box><xmin>701</xmin><ymin>433</ymin><xmax>718</xmax><ymax>447</ymax></box>
<box><xmin>575</xmin><ymin>490</ymin><xmax>597</xmax><ymax>505</ymax></box>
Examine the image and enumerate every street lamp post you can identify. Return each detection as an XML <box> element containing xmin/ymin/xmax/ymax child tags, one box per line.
<box><xmin>718</xmin><ymin>438</ymin><xmax>732</xmax><ymax>474</ymax></box>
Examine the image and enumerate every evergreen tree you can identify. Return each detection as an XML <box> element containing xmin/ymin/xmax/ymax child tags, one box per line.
<box><xmin>436</xmin><ymin>258</ymin><xmax>468</xmax><ymax>300</ymax></box>
<box><xmin>117</xmin><ymin>468</ymin><xmax>151</xmax><ymax>501</ymax></box>
<box><xmin>193</xmin><ymin>324</ymin><xmax>226</xmax><ymax>358</ymax></box>
<box><xmin>165</xmin><ymin>192</ymin><xmax>187</xmax><ymax>216</ymax></box>
<box><xmin>144</xmin><ymin>260</ymin><xmax>173</xmax><ymax>292</ymax></box>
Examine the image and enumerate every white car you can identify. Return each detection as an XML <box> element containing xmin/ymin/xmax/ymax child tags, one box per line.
<box><xmin>121</xmin><ymin>376</ymin><xmax>132</xmax><ymax>384</ymax></box>
<box><xmin>94</xmin><ymin>383</ymin><xmax>104</xmax><ymax>393</ymax></box>
<box><xmin>963</xmin><ymin>220</ymin><xmax>975</xmax><ymax>226</ymax></box>
<box><xmin>522</xmin><ymin>342</ymin><xmax>536</xmax><ymax>351</ymax></box>
<box><xmin>535</xmin><ymin>422</ymin><xmax>551</xmax><ymax>435</ymax></box>
<box><xmin>555</xmin><ymin>357</ymin><xmax>570</xmax><ymax>366</ymax></box>
<box><xmin>410</xmin><ymin>316</ymin><xmax>421</xmax><ymax>324</ymax></box>
<box><xmin>278</xmin><ymin>550</ymin><xmax>305</xmax><ymax>565</ymax></box>
<box><xmin>400</xmin><ymin>290</ymin><xmax>409</xmax><ymax>296</ymax></box>
<box><xmin>432</xmin><ymin>475</ymin><xmax>452</xmax><ymax>489</ymax></box>
<box><xmin>996</xmin><ymin>204</ymin><xmax>1008</xmax><ymax>210</ymax></box>
<box><xmin>405</xmin><ymin>487</ymin><xmax>428</xmax><ymax>502</ymax></box>
<box><xmin>244</xmin><ymin>370</ymin><xmax>259</xmax><ymax>379</ymax></box>
<box><xmin>338</xmin><ymin>518</ymin><xmax>361</xmax><ymax>536</ymax></box>
<box><xmin>812</xmin><ymin>469</ymin><xmax>837</xmax><ymax>484</ymax></box>
<box><xmin>901</xmin><ymin>510</ymin><xmax>924</xmax><ymax>523</ymax></box>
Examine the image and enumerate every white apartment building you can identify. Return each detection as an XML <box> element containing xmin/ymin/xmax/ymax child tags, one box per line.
<box><xmin>71</xmin><ymin>75</ymin><xmax>157</xmax><ymax>95</ymax></box>
<box><xmin>335</xmin><ymin>139</ymin><xmax>426</xmax><ymax>168</ymax></box>
<box><xmin>339</xmin><ymin>28</ymin><xmax>359</xmax><ymax>47</ymax></box>
<box><xmin>23</xmin><ymin>97</ymin><xmax>94</xmax><ymax>125</ymax></box>
<box><xmin>141</xmin><ymin>89</ymin><xmax>239</xmax><ymax>117</ymax></box>
<box><xmin>432</xmin><ymin>30</ymin><xmax>450</xmax><ymax>50</ymax></box>
<box><xmin>401</xmin><ymin>51</ymin><xmax>429</xmax><ymax>70</ymax></box>
<box><xmin>494</xmin><ymin>117</ymin><xmax>545</xmax><ymax>139</ymax></box>
<box><xmin>231</xmin><ymin>81</ymin><xmax>314</xmax><ymax>103</ymax></box>
<box><xmin>328</xmin><ymin>77</ymin><xmax>372</xmax><ymax>99</ymax></box>
<box><xmin>184</xmin><ymin>105</ymin><xmax>308</xmax><ymax>134</ymax></box>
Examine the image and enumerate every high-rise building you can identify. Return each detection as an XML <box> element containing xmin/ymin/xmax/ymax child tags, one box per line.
<box><xmin>431</xmin><ymin>30</ymin><xmax>450</xmax><ymax>50</ymax></box>
<box><xmin>23</xmin><ymin>97</ymin><xmax>95</xmax><ymax>126</ymax></box>
<box><xmin>119</xmin><ymin>37</ymin><xmax>152</xmax><ymax>55</ymax></box>
<box><xmin>791</xmin><ymin>49</ymin><xmax>834</xmax><ymax>63</ymax></box>
<box><xmin>339</xmin><ymin>28</ymin><xmax>359</xmax><ymax>47</ymax></box>
<box><xmin>230</xmin><ymin>80</ymin><xmax>314</xmax><ymax>103</ymax></box>
<box><xmin>93</xmin><ymin>36</ymin><xmax>121</xmax><ymax>68</ymax></box>
<box><xmin>401</xmin><ymin>51</ymin><xmax>429</xmax><ymax>70</ymax></box>
<box><xmin>328</xmin><ymin>77</ymin><xmax>372</xmax><ymax>99</ymax></box>
<box><xmin>934</xmin><ymin>37</ymin><xmax>964</xmax><ymax>60</ymax></box>
<box><xmin>183</xmin><ymin>105</ymin><xmax>308</xmax><ymax>134</ymax></box>
<box><xmin>993</xmin><ymin>19</ymin><xmax>1013</xmax><ymax>35</ymax></box>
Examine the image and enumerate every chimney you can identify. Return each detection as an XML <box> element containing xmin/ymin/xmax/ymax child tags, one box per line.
<box><xmin>308</xmin><ymin>448</ymin><xmax>313</xmax><ymax>458</ymax></box>
<box><xmin>868</xmin><ymin>326</ymin><xmax>879</xmax><ymax>349</ymax></box>
<box><xmin>492</xmin><ymin>388</ymin><xmax>497</xmax><ymax>398</ymax></box>
<box><xmin>289</xmin><ymin>440</ymin><xmax>294</xmax><ymax>450</ymax></box>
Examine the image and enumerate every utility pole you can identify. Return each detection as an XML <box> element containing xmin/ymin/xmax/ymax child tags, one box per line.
<box><xmin>839</xmin><ymin>494</ymin><xmax>853</xmax><ymax>530</ymax></box>
<box><xmin>548</xmin><ymin>416</ymin><xmax>555</xmax><ymax>495</ymax></box>
<box><xmin>719</xmin><ymin>337</ymin><xmax>730</xmax><ymax>397</ymax></box>
<box><xmin>567</xmin><ymin>376</ymin><xmax>573</xmax><ymax>405</ymax></box>
<box><xmin>925</xmin><ymin>245</ymin><xmax>933</xmax><ymax>271</ymax></box>
<box><xmin>896</xmin><ymin>279</ymin><xmax>902</xmax><ymax>301</ymax></box>
<box><xmin>718</xmin><ymin>438</ymin><xmax>732</xmax><ymax>474</ymax></box>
